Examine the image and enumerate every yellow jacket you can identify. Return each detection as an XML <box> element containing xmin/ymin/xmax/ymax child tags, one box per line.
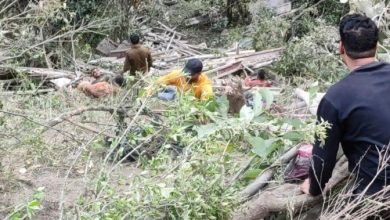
<box><xmin>156</xmin><ymin>69</ymin><xmax>213</xmax><ymax>100</ymax></box>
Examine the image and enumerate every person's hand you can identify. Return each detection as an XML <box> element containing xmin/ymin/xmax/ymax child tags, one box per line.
<box><xmin>300</xmin><ymin>178</ymin><xmax>311</xmax><ymax>195</ymax></box>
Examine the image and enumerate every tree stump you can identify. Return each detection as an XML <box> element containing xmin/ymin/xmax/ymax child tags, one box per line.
<box><xmin>226</xmin><ymin>80</ymin><xmax>246</xmax><ymax>114</ymax></box>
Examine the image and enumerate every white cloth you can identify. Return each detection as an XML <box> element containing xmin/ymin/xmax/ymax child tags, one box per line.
<box><xmin>294</xmin><ymin>88</ymin><xmax>325</xmax><ymax>115</ymax></box>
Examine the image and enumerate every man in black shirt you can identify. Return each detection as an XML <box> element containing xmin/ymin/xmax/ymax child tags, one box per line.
<box><xmin>300</xmin><ymin>14</ymin><xmax>390</xmax><ymax>196</ymax></box>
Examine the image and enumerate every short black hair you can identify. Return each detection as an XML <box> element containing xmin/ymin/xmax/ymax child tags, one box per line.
<box><xmin>130</xmin><ymin>34</ymin><xmax>140</xmax><ymax>44</ymax></box>
<box><xmin>113</xmin><ymin>75</ymin><xmax>125</xmax><ymax>87</ymax></box>
<box><xmin>339</xmin><ymin>14</ymin><xmax>378</xmax><ymax>59</ymax></box>
<box><xmin>257</xmin><ymin>69</ymin><xmax>266</xmax><ymax>80</ymax></box>
<box><xmin>184</xmin><ymin>58</ymin><xmax>203</xmax><ymax>75</ymax></box>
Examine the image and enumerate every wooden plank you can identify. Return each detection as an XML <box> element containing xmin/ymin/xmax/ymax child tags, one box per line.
<box><xmin>109</xmin><ymin>50</ymin><xmax>128</xmax><ymax>58</ymax></box>
<box><xmin>209</xmin><ymin>61</ymin><xmax>243</xmax><ymax>79</ymax></box>
<box><xmin>234</xmin><ymin>48</ymin><xmax>282</xmax><ymax>59</ymax></box>
<box><xmin>225</xmin><ymin>50</ymin><xmax>256</xmax><ymax>56</ymax></box>
<box><xmin>236</xmin><ymin>48</ymin><xmax>282</xmax><ymax>65</ymax></box>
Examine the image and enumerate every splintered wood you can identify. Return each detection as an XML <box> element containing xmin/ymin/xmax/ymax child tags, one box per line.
<box><xmin>1</xmin><ymin>22</ymin><xmax>283</xmax><ymax>93</ymax></box>
<box><xmin>93</xmin><ymin>22</ymin><xmax>283</xmax><ymax>79</ymax></box>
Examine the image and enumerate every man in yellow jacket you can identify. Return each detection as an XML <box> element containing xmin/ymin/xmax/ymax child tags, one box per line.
<box><xmin>151</xmin><ymin>59</ymin><xmax>213</xmax><ymax>100</ymax></box>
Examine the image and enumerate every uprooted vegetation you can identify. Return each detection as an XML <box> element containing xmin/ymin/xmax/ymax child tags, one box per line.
<box><xmin>1</xmin><ymin>0</ymin><xmax>390</xmax><ymax>219</ymax></box>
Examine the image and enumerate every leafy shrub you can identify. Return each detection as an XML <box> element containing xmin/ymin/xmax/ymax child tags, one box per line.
<box><xmin>273</xmin><ymin>20</ymin><xmax>347</xmax><ymax>84</ymax></box>
<box><xmin>248</xmin><ymin>4</ymin><xmax>290</xmax><ymax>50</ymax></box>
<box><xmin>81</xmin><ymin>156</ymin><xmax>238</xmax><ymax>219</ymax></box>
<box><xmin>292</xmin><ymin>0</ymin><xmax>350</xmax><ymax>25</ymax></box>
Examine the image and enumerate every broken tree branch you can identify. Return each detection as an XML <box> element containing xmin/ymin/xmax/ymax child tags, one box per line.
<box><xmin>241</xmin><ymin>145</ymin><xmax>299</xmax><ymax>199</ymax></box>
<box><xmin>44</xmin><ymin>106</ymin><xmax>120</xmax><ymax>132</ymax></box>
<box><xmin>65</xmin><ymin>119</ymin><xmax>116</xmax><ymax>138</ymax></box>
<box><xmin>234</xmin><ymin>157</ymin><xmax>349</xmax><ymax>220</ymax></box>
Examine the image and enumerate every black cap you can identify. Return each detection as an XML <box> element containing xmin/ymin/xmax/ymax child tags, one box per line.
<box><xmin>183</xmin><ymin>58</ymin><xmax>203</xmax><ymax>75</ymax></box>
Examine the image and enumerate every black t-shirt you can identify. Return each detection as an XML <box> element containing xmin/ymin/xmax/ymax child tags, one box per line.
<box><xmin>309</xmin><ymin>62</ymin><xmax>390</xmax><ymax>196</ymax></box>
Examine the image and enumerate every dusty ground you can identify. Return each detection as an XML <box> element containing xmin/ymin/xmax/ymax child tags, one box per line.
<box><xmin>0</xmin><ymin>90</ymin><xmax>145</xmax><ymax>218</ymax></box>
<box><xmin>0</xmin><ymin>160</ymin><xmax>141</xmax><ymax>219</ymax></box>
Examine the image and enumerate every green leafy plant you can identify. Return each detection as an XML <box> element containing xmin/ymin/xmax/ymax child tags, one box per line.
<box><xmin>8</xmin><ymin>187</ymin><xmax>45</xmax><ymax>220</ymax></box>
<box><xmin>273</xmin><ymin>19</ymin><xmax>347</xmax><ymax>85</ymax></box>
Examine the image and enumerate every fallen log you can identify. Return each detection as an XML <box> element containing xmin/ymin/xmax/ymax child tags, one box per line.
<box><xmin>19</xmin><ymin>67</ymin><xmax>77</xmax><ymax>80</ymax></box>
<box><xmin>234</xmin><ymin>156</ymin><xmax>349</xmax><ymax>220</ymax></box>
<box><xmin>1</xmin><ymin>67</ymin><xmax>77</xmax><ymax>80</ymax></box>
<box><xmin>0</xmin><ymin>88</ymin><xmax>55</xmax><ymax>96</ymax></box>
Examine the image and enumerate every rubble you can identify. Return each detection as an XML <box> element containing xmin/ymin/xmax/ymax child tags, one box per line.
<box><xmin>96</xmin><ymin>38</ymin><xmax>118</xmax><ymax>56</ymax></box>
<box><xmin>2</xmin><ymin>22</ymin><xmax>283</xmax><ymax>94</ymax></box>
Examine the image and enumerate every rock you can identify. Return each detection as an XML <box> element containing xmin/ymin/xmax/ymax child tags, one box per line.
<box><xmin>50</xmin><ymin>78</ymin><xmax>72</xmax><ymax>89</ymax></box>
<box><xmin>96</xmin><ymin>38</ymin><xmax>117</xmax><ymax>56</ymax></box>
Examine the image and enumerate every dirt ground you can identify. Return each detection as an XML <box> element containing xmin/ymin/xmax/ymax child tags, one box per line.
<box><xmin>0</xmin><ymin>163</ymin><xmax>141</xmax><ymax>219</ymax></box>
<box><xmin>0</xmin><ymin>91</ymin><xmax>144</xmax><ymax>219</ymax></box>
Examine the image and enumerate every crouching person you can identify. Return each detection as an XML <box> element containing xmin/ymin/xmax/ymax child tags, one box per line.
<box><xmin>146</xmin><ymin>58</ymin><xmax>213</xmax><ymax>101</ymax></box>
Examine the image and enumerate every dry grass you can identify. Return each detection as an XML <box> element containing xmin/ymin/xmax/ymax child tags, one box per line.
<box><xmin>319</xmin><ymin>146</ymin><xmax>390</xmax><ymax>220</ymax></box>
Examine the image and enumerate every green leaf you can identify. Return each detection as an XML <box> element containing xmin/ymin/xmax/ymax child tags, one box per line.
<box><xmin>283</xmin><ymin>131</ymin><xmax>303</xmax><ymax>141</ymax></box>
<box><xmin>28</xmin><ymin>200</ymin><xmax>40</xmax><ymax>209</ymax></box>
<box><xmin>240</xmin><ymin>105</ymin><xmax>254</xmax><ymax>122</ymax></box>
<box><xmin>284</xmin><ymin>118</ymin><xmax>304</xmax><ymax>129</ymax></box>
<box><xmin>216</xmin><ymin>95</ymin><xmax>229</xmax><ymax>118</ymax></box>
<box><xmin>242</xmin><ymin>169</ymin><xmax>262</xmax><ymax>180</ymax></box>
<box><xmin>253</xmin><ymin>115</ymin><xmax>268</xmax><ymax>123</ymax></box>
<box><xmin>27</xmin><ymin>208</ymin><xmax>32</xmax><ymax>219</ymax></box>
<box><xmin>226</xmin><ymin>143</ymin><xmax>235</xmax><ymax>153</ymax></box>
<box><xmin>195</xmin><ymin>123</ymin><xmax>218</xmax><ymax>139</ymax></box>
<box><xmin>247</xmin><ymin>136</ymin><xmax>277</xmax><ymax>158</ymax></box>
<box><xmin>252</xmin><ymin>92</ymin><xmax>263</xmax><ymax>117</ymax></box>
<box><xmin>259</xmin><ymin>89</ymin><xmax>274</xmax><ymax>109</ymax></box>
<box><xmin>160</xmin><ymin>187</ymin><xmax>174</xmax><ymax>199</ymax></box>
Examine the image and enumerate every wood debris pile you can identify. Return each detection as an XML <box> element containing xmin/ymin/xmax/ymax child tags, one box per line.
<box><xmin>90</xmin><ymin>22</ymin><xmax>283</xmax><ymax>82</ymax></box>
<box><xmin>1</xmin><ymin>22</ymin><xmax>283</xmax><ymax>94</ymax></box>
